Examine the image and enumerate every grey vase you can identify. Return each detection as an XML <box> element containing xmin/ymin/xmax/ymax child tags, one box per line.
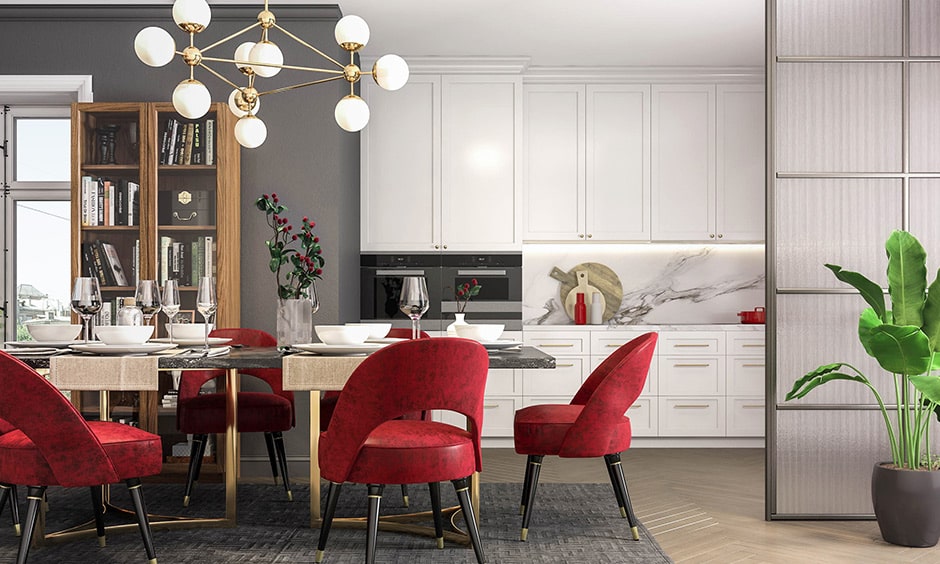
<box><xmin>872</xmin><ymin>462</ymin><xmax>940</xmax><ymax>547</ymax></box>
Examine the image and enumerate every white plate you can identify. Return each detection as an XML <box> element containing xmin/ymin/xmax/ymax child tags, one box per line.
<box><xmin>365</xmin><ymin>337</ymin><xmax>407</xmax><ymax>345</ymax></box>
<box><xmin>2</xmin><ymin>347</ymin><xmax>62</xmax><ymax>356</ymax></box>
<box><xmin>292</xmin><ymin>343</ymin><xmax>384</xmax><ymax>356</ymax></box>
<box><xmin>479</xmin><ymin>340</ymin><xmax>524</xmax><ymax>350</ymax></box>
<box><xmin>5</xmin><ymin>340</ymin><xmax>82</xmax><ymax>348</ymax></box>
<box><xmin>69</xmin><ymin>343</ymin><xmax>178</xmax><ymax>355</ymax></box>
<box><xmin>151</xmin><ymin>337</ymin><xmax>232</xmax><ymax>346</ymax></box>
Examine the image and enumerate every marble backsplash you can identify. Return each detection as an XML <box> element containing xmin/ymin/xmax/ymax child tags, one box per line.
<box><xmin>523</xmin><ymin>244</ymin><xmax>765</xmax><ymax>326</ymax></box>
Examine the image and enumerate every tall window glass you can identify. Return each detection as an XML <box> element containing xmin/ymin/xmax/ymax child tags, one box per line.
<box><xmin>398</xmin><ymin>276</ymin><xmax>429</xmax><ymax>340</ymax></box>
<box><xmin>70</xmin><ymin>277</ymin><xmax>101</xmax><ymax>343</ymax></box>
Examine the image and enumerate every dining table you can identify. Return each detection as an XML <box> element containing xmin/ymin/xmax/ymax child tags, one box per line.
<box><xmin>15</xmin><ymin>342</ymin><xmax>555</xmax><ymax>545</ymax></box>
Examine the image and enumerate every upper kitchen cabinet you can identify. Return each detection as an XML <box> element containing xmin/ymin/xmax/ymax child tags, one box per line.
<box><xmin>361</xmin><ymin>72</ymin><xmax>522</xmax><ymax>252</ymax></box>
<box><xmin>524</xmin><ymin>84</ymin><xmax>650</xmax><ymax>242</ymax></box>
<box><xmin>651</xmin><ymin>83</ymin><xmax>765</xmax><ymax>242</ymax></box>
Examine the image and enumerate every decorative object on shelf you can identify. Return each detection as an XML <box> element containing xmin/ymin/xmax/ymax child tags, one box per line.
<box><xmin>737</xmin><ymin>307</ymin><xmax>765</xmax><ymax>324</ymax></box>
<box><xmin>551</xmin><ymin>263</ymin><xmax>621</xmax><ymax>322</ymax></box>
<box><xmin>95</xmin><ymin>124</ymin><xmax>120</xmax><ymax>164</ymax></box>
<box><xmin>446</xmin><ymin>312</ymin><xmax>468</xmax><ymax>337</ymax></box>
<box><xmin>574</xmin><ymin>292</ymin><xmax>587</xmax><ymax>325</ymax></box>
<box><xmin>133</xmin><ymin>0</ymin><xmax>410</xmax><ymax>148</ymax></box>
<box><xmin>455</xmin><ymin>279</ymin><xmax>481</xmax><ymax>313</ymax></box>
<box><xmin>277</xmin><ymin>295</ymin><xmax>315</xmax><ymax>348</ymax></box>
<box><xmin>589</xmin><ymin>292</ymin><xmax>604</xmax><ymax>325</ymax></box>
<box><xmin>785</xmin><ymin>231</ymin><xmax>940</xmax><ymax>547</ymax></box>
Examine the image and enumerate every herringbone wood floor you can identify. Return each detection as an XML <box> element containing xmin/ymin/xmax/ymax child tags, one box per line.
<box><xmin>480</xmin><ymin>448</ymin><xmax>940</xmax><ymax>563</ymax></box>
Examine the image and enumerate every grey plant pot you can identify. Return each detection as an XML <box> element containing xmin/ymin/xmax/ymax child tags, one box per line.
<box><xmin>872</xmin><ymin>462</ymin><xmax>940</xmax><ymax>547</ymax></box>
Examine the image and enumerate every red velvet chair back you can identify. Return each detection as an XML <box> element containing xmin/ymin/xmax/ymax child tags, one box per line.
<box><xmin>0</xmin><ymin>417</ymin><xmax>14</xmax><ymax>435</ymax></box>
<box><xmin>560</xmin><ymin>332</ymin><xmax>658</xmax><ymax>457</ymax></box>
<box><xmin>0</xmin><ymin>351</ymin><xmax>121</xmax><ymax>486</ymax></box>
<box><xmin>385</xmin><ymin>328</ymin><xmax>431</xmax><ymax>339</ymax></box>
<box><xmin>324</xmin><ymin>338</ymin><xmax>489</xmax><ymax>482</ymax></box>
<box><xmin>177</xmin><ymin>328</ymin><xmax>295</xmax><ymax>425</ymax></box>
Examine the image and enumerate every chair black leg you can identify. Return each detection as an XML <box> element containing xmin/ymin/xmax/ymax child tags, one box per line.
<box><xmin>183</xmin><ymin>434</ymin><xmax>208</xmax><ymax>507</ymax></box>
<box><xmin>400</xmin><ymin>484</ymin><xmax>409</xmax><ymax>507</ymax></box>
<box><xmin>428</xmin><ymin>482</ymin><xmax>444</xmax><ymax>548</ymax></box>
<box><xmin>519</xmin><ymin>455</ymin><xmax>535</xmax><ymax>515</ymax></box>
<box><xmin>520</xmin><ymin>454</ymin><xmax>543</xmax><ymax>541</ymax></box>
<box><xmin>606</xmin><ymin>452</ymin><xmax>640</xmax><ymax>540</ymax></box>
<box><xmin>263</xmin><ymin>432</ymin><xmax>279</xmax><ymax>485</ymax></box>
<box><xmin>365</xmin><ymin>484</ymin><xmax>385</xmax><ymax>564</ymax></box>
<box><xmin>126</xmin><ymin>478</ymin><xmax>157</xmax><ymax>563</ymax></box>
<box><xmin>17</xmin><ymin>486</ymin><xmax>45</xmax><ymax>564</ymax></box>
<box><xmin>89</xmin><ymin>486</ymin><xmax>107</xmax><ymax>547</ymax></box>
<box><xmin>603</xmin><ymin>454</ymin><xmax>627</xmax><ymax>518</ymax></box>
<box><xmin>316</xmin><ymin>481</ymin><xmax>343</xmax><ymax>563</ymax></box>
<box><xmin>272</xmin><ymin>432</ymin><xmax>293</xmax><ymax>501</ymax></box>
<box><xmin>0</xmin><ymin>483</ymin><xmax>20</xmax><ymax>536</ymax></box>
<box><xmin>453</xmin><ymin>477</ymin><xmax>485</xmax><ymax>564</ymax></box>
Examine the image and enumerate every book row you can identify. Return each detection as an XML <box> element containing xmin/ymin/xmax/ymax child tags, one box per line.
<box><xmin>81</xmin><ymin>239</ymin><xmax>136</xmax><ymax>288</ymax></box>
<box><xmin>160</xmin><ymin>235</ymin><xmax>217</xmax><ymax>286</ymax></box>
<box><xmin>80</xmin><ymin>176</ymin><xmax>140</xmax><ymax>227</ymax></box>
<box><xmin>160</xmin><ymin>117</ymin><xmax>215</xmax><ymax>166</ymax></box>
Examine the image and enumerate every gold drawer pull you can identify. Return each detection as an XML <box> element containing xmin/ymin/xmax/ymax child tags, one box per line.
<box><xmin>673</xmin><ymin>363</ymin><xmax>711</xmax><ymax>368</ymax></box>
<box><xmin>741</xmin><ymin>363</ymin><xmax>765</xmax><ymax>367</ymax></box>
<box><xmin>674</xmin><ymin>344</ymin><xmax>710</xmax><ymax>347</ymax></box>
<box><xmin>483</xmin><ymin>404</ymin><xmax>501</xmax><ymax>409</ymax></box>
<box><xmin>538</xmin><ymin>343</ymin><xmax>575</xmax><ymax>348</ymax></box>
<box><xmin>742</xmin><ymin>344</ymin><xmax>765</xmax><ymax>348</ymax></box>
<box><xmin>629</xmin><ymin>405</ymin><xmax>644</xmax><ymax>410</ymax></box>
<box><xmin>673</xmin><ymin>404</ymin><xmax>710</xmax><ymax>409</ymax></box>
<box><xmin>743</xmin><ymin>404</ymin><xmax>764</xmax><ymax>409</ymax></box>
<box><xmin>555</xmin><ymin>363</ymin><xmax>576</xmax><ymax>368</ymax></box>
<box><xmin>606</xmin><ymin>343</ymin><xmax>626</xmax><ymax>347</ymax></box>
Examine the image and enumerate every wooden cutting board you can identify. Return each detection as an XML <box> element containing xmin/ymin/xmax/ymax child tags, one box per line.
<box><xmin>550</xmin><ymin>262</ymin><xmax>623</xmax><ymax>322</ymax></box>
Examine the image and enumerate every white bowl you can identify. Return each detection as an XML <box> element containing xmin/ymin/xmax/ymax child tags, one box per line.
<box><xmin>316</xmin><ymin>325</ymin><xmax>371</xmax><ymax>345</ymax></box>
<box><xmin>168</xmin><ymin>323</ymin><xmax>214</xmax><ymax>341</ymax></box>
<box><xmin>94</xmin><ymin>325</ymin><xmax>154</xmax><ymax>345</ymax></box>
<box><xmin>454</xmin><ymin>323</ymin><xmax>504</xmax><ymax>343</ymax></box>
<box><xmin>26</xmin><ymin>324</ymin><xmax>82</xmax><ymax>342</ymax></box>
<box><xmin>345</xmin><ymin>322</ymin><xmax>392</xmax><ymax>340</ymax></box>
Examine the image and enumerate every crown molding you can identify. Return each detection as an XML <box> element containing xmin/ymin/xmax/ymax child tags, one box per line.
<box><xmin>523</xmin><ymin>66</ymin><xmax>765</xmax><ymax>84</ymax></box>
<box><xmin>0</xmin><ymin>75</ymin><xmax>93</xmax><ymax>102</ymax></box>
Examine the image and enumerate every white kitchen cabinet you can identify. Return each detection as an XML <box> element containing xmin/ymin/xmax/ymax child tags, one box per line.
<box><xmin>651</xmin><ymin>84</ymin><xmax>765</xmax><ymax>242</ymax></box>
<box><xmin>726</xmin><ymin>334</ymin><xmax>765</xmax><ymax>436</ymax></box>
<box><xmin>524</xmin><ymin>84</ymin><xmax>650</xmax><ymax>242</ymax></box>
<box><xmin>361</xmin><ymin>74</ymin><xmax>522</xmax><ymax>252</ymax></box>
<box><xmin>659</xmin><ymin>397</ymin><xmax>726</xmax><ymax>436</ymax></box>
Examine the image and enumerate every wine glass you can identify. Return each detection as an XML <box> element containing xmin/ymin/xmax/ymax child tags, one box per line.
<box><xmin>398</xmin><ymin>276</ymin><xmax>429</xmax><ymax>340</ymax></box>
<box><xmin>162</xmin><ymin>280</ymin><xmax>181</xmax><ymax>342</ymax></box>
<box><xmin>70</xmin><ymin>277</ymin><xmax>102</xmax><ymax>343</ymax></box>
<box><xmin>196</xmin><ymin>276</ymin><xmax>218</xmax><ymax>354</ymax></box>
<box><xmin>135</xmin><ymin>280</ymin><xmax>162</xmax><ymax>326</ymax></box>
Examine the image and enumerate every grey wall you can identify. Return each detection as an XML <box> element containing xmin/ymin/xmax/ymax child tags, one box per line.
<box><xmin>0</xmin><ymin>4</ymin><xmax>361</xmax><ymax>474</ymax></box>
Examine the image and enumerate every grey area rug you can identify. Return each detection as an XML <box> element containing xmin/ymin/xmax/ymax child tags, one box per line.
<box><xmin>0</xmin><ymin>482</ymin><xmax>672</xmax><ymax>563</ymax></box>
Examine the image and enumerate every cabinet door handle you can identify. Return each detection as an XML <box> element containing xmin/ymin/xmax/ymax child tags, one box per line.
<box><xmin>741</xmin><ymin>363</ymin><xmax>765</xmax><ymax>367</ymax></box>
<box><xmin>443</xmin><ymin>245</ymin><xmax>448</xmax><ymax>249</ymax></box>
<box><xmin>717</xmin><ymin>234</ymin><xmax>723</xmax><ymax>239</ymax></box>
<box><xmin>629</xmin><ymin>405</ymin><xmax>644</xmax><ymax>410</ymax></box>
<box><xmin>673</xmin><ymin>404</ymin><xmax>710</xmax><ymax>409</ymax></box>
<box><xmin>538</xmin><ymin>343</ymin><xmax>575</xmax><ymax>348</ymax></box>
<box><xmin>579</xmin><ymin>234</ymin><xmax>585</xmax><ymax>238</ymax></box>
<box><xmin>587</xmin><ymin>234</ymin><xmax>593</xmax><ymax>238</ymax></box>
<box><xmin>674</xmin><ymin>344</ymin><xmax>710</xmax><ymax>348</ymax></box>
<box><xmin>434</xmin><ymin>244</ymin><xmax>440</xmax><ymax>249</ymax></box>
<box><xmin>483</xmin><ymin>404</ymin><xmax>501</xmax><ymax>409</ymax></box>
<box><xmin>606</xmin><ymin>343</ymin><xmax>627</xmax><ymax>348</ymax></box>
<box><xmin>709</xmin><ymin>234</ymin><xmax>716</xmax><ymax>239</ymax></box>
<box><xmin>742</xmin><ymin>344</ymin><xmax>764</xmax><ymax>348</ymax></box>
<box><xmin>743</xmin><ymin>404</ymin><xmax>765</xmax><ymax>409</ymax></box>
<box><xmin>673</xmin><ymin>363</ymin><xmax>711</xmax><ymax>368</ymax></box>
<box><xmin>555</xmin><ymin>363</ymin><xmax>576</xmax><ymax>368</ymax></box>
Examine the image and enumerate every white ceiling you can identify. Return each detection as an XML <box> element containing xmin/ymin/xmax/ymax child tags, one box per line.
<box><xmin>6</xmin><ymin>0</ymin><xmax>766</xmax><ymax>68</ymax></box>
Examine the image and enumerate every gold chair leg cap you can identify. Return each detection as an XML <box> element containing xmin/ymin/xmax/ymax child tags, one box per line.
<box><xmin>519</xmin><ymin>504</ymin><xmax>525</xmax><ymax>515</ymax></box>
<box><xmin>287</xmin><ymin>490</ymin><xmax>293</xmax><ymax>502</ymax></box>
<box><xmin>520</xmin><ymin>528</ymin><xmax>528</xmax><ymax>542</ymax></box>
<box><xmin>620</xmin><ymin>507</ymin><xmax>627</xmax><ymax>518</ymax></box>
<box><xmin>149</xmin><ymin>558</ymin><xmax>158</xmax><ymax>564</ymax></box>
<box><xmin>631</xmin><ymin>526</ymin><xmax>640</xmax><ymax>541</ymax></box>
<box><xmin>273</xmin><ymin>477</ymin><xmax>279</xmax><ymax>486</ymax></box>
<box><xmin>98</xmin><ymin>535</ymin><xmax>107</xmax><ymax>547</ymax></box>
<box><xmin>14</xmin><ymin>524</ymin><xmax>21</xmax><ymax>537</ymax></box>
<box><xmin>183</xmin><ymin>496</ymin><xmax>190</xmax><ymax>508</ymax></box>
<box><xmin>436</xmin><ymin>537</ymin><xmax>444</xmax><ymax>549</ymax></box>
<box><xmin>315</xmin><ymin>549</ymin><xmax>325</xmax><ymax>563</ymax></box>
<box><xmin>403</xmin><ymin>495</ymin><xmax>409</xmax><ymax>508</ymax></box>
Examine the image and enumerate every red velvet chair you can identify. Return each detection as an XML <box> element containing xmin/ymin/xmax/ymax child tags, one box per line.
<box><xmin>176</xmin><ymin>328</ymin><xmax>294</xmax><ymax>506</ymax></box>
<box><xmin>0</xmin><ymin>417</ymin><xmax>20</xmax><ymax>537</ymax></box>
<box><xmin>0</xmin><ymin>351</ymin><xmax>162</xmax><ymax>564</ymax></box>
<box><xmin>315</xmin><ymin>338</ymin><xmax>489</xmax><ymax>564</ymax></box>
<box><xmin>319</xmin><ymin>327</ymin><xmax>430</xmax><ymax>507</ymax></box>
<box><xmin>513</xmin><ymin>332</ymin><xmax>658</xmax><ymax>542</ymax></box>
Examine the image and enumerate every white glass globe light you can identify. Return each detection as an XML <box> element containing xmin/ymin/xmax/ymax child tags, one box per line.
<box><xmin>334</xmin><ymin>95</ymin><xmax>370</xmax><ymax>132</ymax></box>
<box><xmin>373</xmin><ymin>54</ymin><xmax>410</xmax><ymax>91</ymax></box>
<box><xmin>234</xmin><ymin>114</ymin><xmax>267</xmax><ymax>148</ymax></box>
<box><xmin>248</xmin><ymin>41</ymin><xmax>283</xmax><ymax>78</ymax></box>
<box><xmin>172</xmin><ymin>79</ymin><xmax>212</xmax><ymax>120</ymax></box>
<box><xmin>134</xmin><ymin>27</ymin><xmax>176</xmax><ymax>67</ymax></box>
<box><xmin>335</xmin><ymin>15</ymin><xmax>370</xmax><ymax>49</ymax></box>
<box><xmin>227</xmin><ymin>89</ymin><xmax>260</xmax><ymax>118</ymax></box>
<box><xmin>233</xmin><ymin>41</ymin><xmax>255</xmax><ymax>74</ymax></box>
<box><xmin>173</xmin><ymin>0</ymin><xmax>211</xmax><ymax>31</ymax></box>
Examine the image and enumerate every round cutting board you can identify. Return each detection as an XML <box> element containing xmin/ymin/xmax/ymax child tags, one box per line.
<box><xmin>550</xmin><ymin>262</ymin><xmax>623</xmax><ymax>322</ymax></box>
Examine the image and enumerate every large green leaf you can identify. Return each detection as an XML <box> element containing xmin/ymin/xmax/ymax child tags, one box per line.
<box><xmin>923</xmin><ymin>272</ymin><xmax>940</xmax><ymax>352</ymax></box>
<box><xmin>867</xmin><ymin>324</ymin><xmax>931</xmax><ymax>375</ymax></box>
<box><xmin>786</xmin><ymin>363</ymin><xmax>871</xmax><ymax>401</ymax></box>
<box><xmin>911</xmin><ymin>374</ymin><xmax>940</xmax><ymax>405</ymax></box>
<box><xmin>886</xmin><ymin>231</ymin><xmax>927</xmax><ymax>327</ymax></box>
<box><xmin>825</xmin><ymin>264</ymin><xmax>886</xmax><ymax>322</ymax></box>
<box><xmin>858</xmin><ymin>308</ymin><xmax>880</xmax><ymax>358</ymax></box>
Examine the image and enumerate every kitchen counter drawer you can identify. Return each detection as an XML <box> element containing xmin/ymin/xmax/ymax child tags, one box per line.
<box><xmin>524</xmin><ymin>332</ymin><xmax>590</xmax><ymax>355</ymax></box>
<box><xmin>591</xmin><ymin>331</ymin><xmax>650</xmax><ymax>353</ymax></box>
<box><xmin>659</xmin><ymin>331</ymin><xmax>725</xmax><ymax>355</ymax></box>
<box><xmin>659</xmin><ymin>356</ymin><xmax>725</xmax><ymax>396</ymax></box>
<box><xmin>627</xmin><ymin>397</ymin><xmax>657</xmax><ymax>437</ymax></box>
<box><xmin>658</xmin><ymin>397</ymin><xmax>725</xmax><ymax>436</ymax></box>
<box><xmin>592</xmin><ymin>355</ymin><xmax>658</xmax><ymax>396</ymax></box>
<box><xmin>486</xmin><ymin>368</ymin><xmax>521</xmax><ymax>396</ymax></box>
<box><xmin>727</xmin><ymin>358</ymin><xmax>764</xmax><ymax>396</ymax></box>
<box><xmin>727</xmin><ymin>396</ymin><xmax>765</xmax><ymax>436</ymax></box>
<box><xmin>728</xmin><ymin>334</ymin><xmax>765</xmax><ymax>356</ymax></box>
<box><xmin>522</xmin><ymin>358</ymin><xmax>585</xmax><ymax>397</ymax></box>
<box><xmin>438</xmin><ymin>397</ymin><xmax>519</xmax><ymax>437</ymax></box>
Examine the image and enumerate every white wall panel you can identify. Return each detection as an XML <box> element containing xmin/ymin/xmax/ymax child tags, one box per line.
<box><xmin>775</xmin><ymin>178</ymin><xmax>901</xmax><ymax>288</ymax></box>
<box><xmin>776</xmin><ymin>0</ymin><xmax>902</xmax><ymax>57</ymax></box>
<box><xmin>910</xmin><ymin>0</ymin><xmax>940</xmax><ymax>56</ymax></box>
<box><xmin>776</xmin><ymin>294</ymin><xmax>891</xmax><ymax>406</ymax></box>
<box><xmin>909</xmin><ymin>64</ymin><xmax>940</xmax><ymax>172</ymax></box>
<box><xmin>775</xmin><ymin>63</ymin><xmax>902</xmax><ymax>173</ymax></box>
<box><xmin>910</xmin><ymin>179</ymin><xmax>940</xmax><ymax>277</ymax></box>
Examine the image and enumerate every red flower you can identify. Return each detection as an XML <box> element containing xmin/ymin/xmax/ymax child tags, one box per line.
<box><xmin>457</xmin><ymin>289</ymin><xmax>465</xmax><ymax>297</ymax></box>
<box><xmin>471</xmin><ymin>278</ymin><xmax>478</xmax><ymax>286</ymax></box>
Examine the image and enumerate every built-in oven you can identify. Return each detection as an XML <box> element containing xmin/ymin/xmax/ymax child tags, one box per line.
<box><xmin>442</xmin><ymin>254</ymin><xmax>522</xmax><ymax>331</ymax></box>
<box><xmin>360</xmin><ymin>254</ymin><xmax>444</xmax><ymax>330</ymax></box>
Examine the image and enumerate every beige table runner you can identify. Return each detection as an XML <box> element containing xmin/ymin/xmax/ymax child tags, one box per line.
<box><xmin>282</xmin><ymin>354</ymin><xmax>366</xmax><ymax>391</ymax></box>
<box><xmin>49</xmin><ymin>355</ymin><xmax>160</xmax><ymax>390</ymax></box>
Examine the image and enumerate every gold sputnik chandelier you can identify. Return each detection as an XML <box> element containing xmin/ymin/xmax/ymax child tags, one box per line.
<box><xmin>134</xmin><ymin>0</ymin><xmax>409</xmax><ymax>148</ymax></box>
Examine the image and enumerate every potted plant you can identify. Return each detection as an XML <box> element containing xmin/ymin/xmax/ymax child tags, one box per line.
<box><xmin>786</xmin><ymin>230</ymin><xmax>940</xmax><ymax>547</ymax></box>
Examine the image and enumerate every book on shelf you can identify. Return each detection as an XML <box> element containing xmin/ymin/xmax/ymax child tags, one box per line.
<box><xmin>102</xmin><ymin>241</ymin><xmax>129</xmax><ymax>286</ymax></box>
<box><xmin>174</xmin><ymin>123</ymin><xmax>187</xmax><ymax>165</ymax></box>
<box><xmin>96</xmin><ymin>300</ymin><xmax>114</xmax><ymax>327</ymax></box>
<box><xmin>183</xmin><ymin>122</ymin><xmax>195</xmax><ymax>165</ymax></box>
<box><xmin>205</xmin><ymin>118</ymin><xmax>215</xmax><ymax>165</ymax></box>
<box><xmin>192</xmin><ymin>122</ymin><xmax>202</xmax><ymax>164</ymax></box>
<box><xmin>127</xmin><ymin>181</ymin><xmax>139</xmax><ymax>227</ymax></box>
<box><xmin>132</xmin><ymin>238</ymin><xmax>140</xmax><ymax>287</ymax></box>
<box><xmin>88</xmin><ymin>240</ymin><xmax>115</xmax><ymax>286</ymax></box>
<box><xmin>159</xmin><ymin>118</ymin><xmax>171</xmax><ymax>165</ymax></box>
<box><xmin>81</xmin><ymin>175</ymin><xmax>92</xmax><ymax>225</ymax></box>
<box><xmin>166</xmin><ymin>118</ymin><xmax>180</xmax><ymax>165</ymax></box>
<box><xmin>160</xmin><ymin>235</ymin><xmax>173</xmax><ymax>284</ymax></box>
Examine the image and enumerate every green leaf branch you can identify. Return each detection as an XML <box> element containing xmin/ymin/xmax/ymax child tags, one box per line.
<box><xmin>255</xmin><ymin>193</ymin><xmax>325</xmax><ymax>300</ymax></box>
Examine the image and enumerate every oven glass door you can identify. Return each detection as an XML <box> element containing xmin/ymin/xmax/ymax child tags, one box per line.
<box><xmin>362</xmin><ymin>269</ymin><xmax>442</xmax><ymax>322</ymax></box>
